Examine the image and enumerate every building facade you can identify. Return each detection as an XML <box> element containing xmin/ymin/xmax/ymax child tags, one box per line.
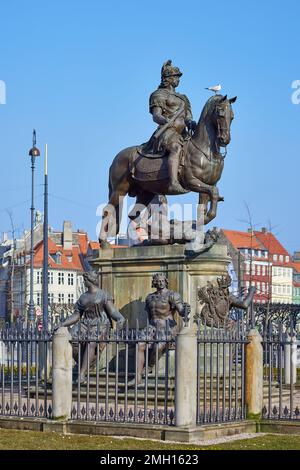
<box><xmin>220</xmin><ymin>228</ymin><xmax>294</xmax><ymax>304</ymax></box>
<box><xmin>220</xmin><ymin>229</ymin><xmax>271</xmax><ymax>303</ymax></box>
<box><xmin>8</xmin><ymin>221</ymin><xmax>88</xmax><ymax>322</ymax></box>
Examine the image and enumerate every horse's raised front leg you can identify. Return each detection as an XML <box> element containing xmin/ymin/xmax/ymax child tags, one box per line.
<box><xmin>204</xmin><ymin>186</ymin><xmax>222</xmax><ymax>224</ymax></box>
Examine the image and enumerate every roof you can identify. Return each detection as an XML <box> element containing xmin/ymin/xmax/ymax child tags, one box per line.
<box><xmin>254</xmin><ymin>231</ymin><xmax>289</xmax><ymax>256</ymax></box>
<box><xmin>33</xmin><ymin>238</ymin><xmax>85</xmax><ymax>271</ymax></box>
<box><xmin>292</xmin><ymin>261</ymin><xmax>300</xmax><ymax>274</ymax></box>
<box><xmin>77</xmin><ymin>232</ymin><xmax>89</xmax><ymax>255</ymax></box>
<box><xmin>222</xmin><ymin>229</ymin><xmax>265</xmax><ymax>250</ymax></box>
<box><xmin>88</xmin><ymin>241</ymin><xmax>128</xmax><ymax>250</ymax></box>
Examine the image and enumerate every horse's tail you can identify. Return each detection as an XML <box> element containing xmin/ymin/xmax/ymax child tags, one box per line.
<box><xmin>108</xmin><ymin>167</ymin><xmax>113</xmax><ymax>200</ymax></box>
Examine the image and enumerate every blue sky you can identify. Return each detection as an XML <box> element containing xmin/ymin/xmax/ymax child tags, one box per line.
<box><xmin>0</xmin><ymin>0</ymin><xmax>299</xmax><ymax>252</ymax></box>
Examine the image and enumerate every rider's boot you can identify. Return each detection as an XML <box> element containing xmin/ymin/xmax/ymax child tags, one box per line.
<box><xmin>167</xmin><ymin>152</ymin><xmax>189</xmax><ymax>194</ymax></box>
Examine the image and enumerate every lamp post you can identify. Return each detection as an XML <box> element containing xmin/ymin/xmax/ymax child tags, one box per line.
<box><xmin>27</xmin><ymin>130</ymin><xmax>40</xmax><ymax>324</ymax></box>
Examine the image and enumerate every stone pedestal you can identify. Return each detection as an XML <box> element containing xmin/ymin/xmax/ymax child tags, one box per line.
<box><xmin>91</xmin><ymin>243</ymin><xmax>230</xmax><ymax>327</ymax></box>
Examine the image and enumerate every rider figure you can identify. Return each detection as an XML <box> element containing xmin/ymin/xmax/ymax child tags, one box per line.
<box><xmin>149</xmin><ymin>60</ymin><xmax>197</xmax><ymax>195</ymax></box>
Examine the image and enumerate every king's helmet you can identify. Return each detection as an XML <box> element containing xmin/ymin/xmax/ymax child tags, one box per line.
<box><xmin>161</xmin><ymin>60</ymin><xmax>182</xmax><ymax>79</ymax></box>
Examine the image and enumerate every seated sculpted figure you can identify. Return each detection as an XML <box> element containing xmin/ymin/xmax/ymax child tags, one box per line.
<box><xmin>55</xmin><ymin>271</ymin><xmax>125</xmax><ymax>384</ymax></box>
<box><xmin>128</xmin><ymin>273</ymin><xmax>190</xmax><ymax>386</ymax></box>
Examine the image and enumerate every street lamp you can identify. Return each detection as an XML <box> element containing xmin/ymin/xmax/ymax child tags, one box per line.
<box><xmin>27</xmin><ymin>130</ymin><xmax>40</xmax><ymax>324</ymax></box>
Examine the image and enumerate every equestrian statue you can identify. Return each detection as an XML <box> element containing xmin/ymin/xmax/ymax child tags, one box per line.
<box><xmin>99</xmin><ymin>60</ymin><xmax>237</xmax><ymax>247</ymax></box>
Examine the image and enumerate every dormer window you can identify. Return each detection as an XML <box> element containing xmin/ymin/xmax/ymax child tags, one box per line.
<box><xmin>56</xmin><ymin>252</ymin><xmax>62</xmax><ymax>264</ymax></box>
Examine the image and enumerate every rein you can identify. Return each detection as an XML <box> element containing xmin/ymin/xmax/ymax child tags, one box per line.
<box><xmin>190</xmin><ymin>138</ymin><xmax>227</xmax><ymax>161</ymax></box>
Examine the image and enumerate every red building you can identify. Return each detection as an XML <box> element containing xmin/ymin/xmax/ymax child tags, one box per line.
<box><xmin>221</xmin><ymin>229</ymin><xmax>271</xmax><ymax>303</ymax></box>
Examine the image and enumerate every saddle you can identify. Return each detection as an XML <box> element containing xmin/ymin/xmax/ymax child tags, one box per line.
<box><xmin>131</xmin><ymin>142</ymin><xmax>187</xmax><ymax>183</ymax></box>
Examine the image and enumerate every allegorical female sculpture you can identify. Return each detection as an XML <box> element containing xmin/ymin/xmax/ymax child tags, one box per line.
<box><xmin>56</xmin><ymin>271</ymin><xmax>125</xmax><ymax>384</ymax></box>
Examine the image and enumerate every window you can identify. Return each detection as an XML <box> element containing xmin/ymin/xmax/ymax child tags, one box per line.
<box><xmin>283</xmin><ymin>285</ymin><xmax>286</xmax><ymax>294</ymax></box>
<box><xmin>36</xmin><ymin>271</ymin><xmax>42</xmax><ymax>284</ymax></box>
<box><xmin>246</xmin><ymin>281</ymin><xmax>250</xmax><ymax>289</ymax></box>
<box><xmin>262</xmin><ymin>266</ymin><xmax>266</xmax><ymax>276</ymax></box>
<box><xmin>56</xmin><ymin>252</ymin><xmax>62</xmax><ymax>264</ymax></box>
<box><xmin>245</xmin><ymin>263</ymin><xmax>250</xmax><ymax>275</ymax></box>
<box><xmin>36</xmin><ymin>292</ymin><xmax>41</xmax><ymax>305</ymax></box>
<box><xmin>48</xmin><ymin>271</ymin><xmax>53</xmax><ymax>285</ymax></box>
<box><xmin>48</xmin><ymin>293</ymin><xmax>54</xmax><ymax>304</ymax></box>
<box><xmin>257</xmin><ymin>265</ymin><xmax>261</xmax><ymax>276</ymax></box>
<box><xmin>286</xmin><ymin>256</ymin><xmax>290</xmax><ymax>262</ymax></box>
<box><xmin>251</xmin><ymin>264</ymin><xmax>255</xmax><ymax>275</ymax></box>
<box><xmin>278</xmin><ymin>268</ymin><xmax>282</xmax><ymax>277</ymax></box>
<box><xmin>68</xmin><ymin>294</ymin><xmax>74</xmax><ymax>304</ymax></box>
<box><xmin>279</xmin><ymin>255</ymin><xmax>283</xmax><ymax>262</ymax></box>
<box><xmin>257</xmin><ymin>282</ymin><xmax>260</xmax><ymax>293</ymax></box>
<box><xmin>58</xmin><ymin>272</ymin><xmax>64</xmax><ymax>285</ymax></box>
<box><xmin>262</xmin><ymin>283</ymin><xmax>265</xmax><ymax>293</ymax></box>
<box><xmin>273</xmin><ymin>254</ymin><xmax>278</xmax><ymax>262</ymax></box>
<box><xmin>58</xmin><ymin>293</ymin><xmax>65</xmax><ymax>304</ymax></box>
<box><xmin>68</xmin><ymin>273</ymin><xmax>74</xmax><ymax>286</ymax></box>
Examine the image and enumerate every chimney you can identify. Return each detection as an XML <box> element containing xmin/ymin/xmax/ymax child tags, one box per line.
<box><xmin>261</xmin><ymin>227</ymin><xmax>267</xmax><ymax>233</ymax></box>
<box><xmin>63</xmin><ymin>221</ymin><xmax>73</xmax><ymax>251</ymax></box>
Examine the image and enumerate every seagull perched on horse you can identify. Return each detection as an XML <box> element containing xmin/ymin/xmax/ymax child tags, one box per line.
<box><xmin>205</xmin><ymin>84</ymin><xmax>222</xmax><ymax>94</ymax></box>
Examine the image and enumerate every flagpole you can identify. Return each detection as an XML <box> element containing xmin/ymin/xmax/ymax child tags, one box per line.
<box><xmin>42</xmin><ymin>143</ymin><xmax>49</xmax><ymax>328</ymax></box>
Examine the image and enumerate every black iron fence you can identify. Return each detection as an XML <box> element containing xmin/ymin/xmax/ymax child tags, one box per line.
<box><xmin>0</xmin><ymin>324</ymin><xmax>52</xmax><ymax>418</ymax></box>
<box><xmin>70</xmin><ymin>320</ymin><xmax>175</xmax><ymax>425</ymax></box>
<box><xmin>261</xmin><ymin>319</ymin><xmax>300</xmax><ymax>420</ymax></box>
<box><xmin>0</xmin><ymin>317</ymin><xmax>251</xmax><ymax>427</ymax></box>
<box><xmin>196</xmin><ymin>319</ymin><xmax>248</xmax><ymax>424</ymax></box>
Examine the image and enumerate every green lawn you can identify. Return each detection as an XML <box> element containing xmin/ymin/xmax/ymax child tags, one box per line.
<box><xmin>0</xmin><ymin>429</ymin><xmax>299</xmax><ymax>450</ymax></box>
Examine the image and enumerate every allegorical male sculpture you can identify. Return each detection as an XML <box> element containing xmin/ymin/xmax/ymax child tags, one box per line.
<box><xmin>56</xmin><ymin>271</ymin><xmax>125</xmax><ymax>384</ymax></box>
<box><xmin>99</xmin><ymin>60</ymin><xmax>237</xmax><ymax>247</ymax></box>
<box><xmin>128</xmin><ymin>273</ymin><xmax>190</xmax><ymax>386</ymax></box>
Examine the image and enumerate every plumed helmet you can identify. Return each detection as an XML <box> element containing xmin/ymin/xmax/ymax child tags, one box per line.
<box><xmin>217</xmin><ymin>274</ymin><xmax>232</xmax><ymax>290</ymax></box>
<box><xmin>161</xmin><ymin>60</ymin><xmax>182</xmax><ymax>79</ymax></box>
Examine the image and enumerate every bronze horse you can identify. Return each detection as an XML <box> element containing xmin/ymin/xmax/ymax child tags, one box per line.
<box><xmin>99</xmin><ymin>94</ymin><xmax>236</xmax><ymax>246</ymax></box>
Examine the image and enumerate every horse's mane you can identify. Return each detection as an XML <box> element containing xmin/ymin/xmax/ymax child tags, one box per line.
<box><xmin>199</xmin><ymin>94</ymin><xmax>225</xmax><ymax>123</ymax></box>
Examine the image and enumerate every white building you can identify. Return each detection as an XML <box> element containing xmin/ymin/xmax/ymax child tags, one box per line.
<box><xmin>11</xmin><ymin>221</ymin><xmax>88</xmax><ymax>321</ymax></box>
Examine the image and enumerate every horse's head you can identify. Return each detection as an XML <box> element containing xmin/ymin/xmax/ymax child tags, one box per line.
<box><xmin>211</xmin><ymin>94</ymin><xmax>237</xmax><ymax>147</ymax></box>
